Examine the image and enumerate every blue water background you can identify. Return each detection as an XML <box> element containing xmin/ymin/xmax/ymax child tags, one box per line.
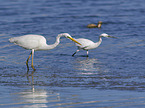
<box><xmin>0</xmin><ymin>0</ymin><xmax>145</xmax><ymax>107</ymax></box>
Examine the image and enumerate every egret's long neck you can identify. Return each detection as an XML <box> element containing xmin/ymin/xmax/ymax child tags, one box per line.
<box><xmin>95</xmin><ymin>36</ymin><xmax>102</xmax><ymax>46</ymax></box>
<box><xmin>38</xmin><ymin>35</ymin><xmax>61</xmax><ymax>50</ymax></box>
<box><xmin>49</xmin><ymin>35</ymin><xmax>61</xmax><ymax>49</ymax></box>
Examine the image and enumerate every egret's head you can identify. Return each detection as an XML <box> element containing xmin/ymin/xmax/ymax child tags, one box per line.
<box><xmin>58</xmin><ymin>33</ymin><xmax>81</xmax><ymax>45</ymax></box>
<box><xmin>100</xmin><ymin>33</ymin><xmax>109</xmax><ymax>37</ymax></box>
<box><xmin>100</xmin><ymin>33</ymin><xmax>116</xmax><ymax>38</ymax></box>
<box><xmin>58</xmin><ymin>33</ymin><xmax>70</xmax><ymax>38</ymax></box>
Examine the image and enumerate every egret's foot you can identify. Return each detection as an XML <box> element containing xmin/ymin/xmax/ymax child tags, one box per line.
<box><xmin>26</xmin><ymin>65</ymin><xmax>30</xmax><ymax>74</ymax></box>
<box><xmin>32</xmin><ymin>68</ymin><xmax>36</xmax><ymax>71</ymax></box>
<box><xmin>72</xmin><ymin>54</ymin><xmax>75</xmax><ymax>56</ymax></box>
<box><xmin>72</xmin><ymin>53</ymin><xmax>76</xmax><ymax>56</ymax></box>
<box><xmin>27</xmin><ymin>69</ymin><xmax>29</xmax><ymax>74</ymax></box>
<box><xmin>31</xmin><ymin>65</ymin><xmax>36</xmax><ymax>71</ymax></box>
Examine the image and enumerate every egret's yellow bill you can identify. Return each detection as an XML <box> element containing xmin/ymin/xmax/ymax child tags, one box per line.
<box><xmin>68</xmin><ymin>37</ymin><xmax>81</xmax><ymax>45</ymax></box>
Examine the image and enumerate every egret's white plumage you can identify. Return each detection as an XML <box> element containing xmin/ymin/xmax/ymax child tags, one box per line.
<box><xmin>9</xmin><ymin>33</ymin><xmax>81</xmax><ymax>71</ymax></box>
<box><xmin>72</xmin><ymin>33</ymin><xmax>115</xmax><ymax>56</ymax></box>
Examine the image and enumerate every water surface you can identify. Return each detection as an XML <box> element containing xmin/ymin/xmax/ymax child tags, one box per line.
<box><xmin>0</xmin><ymin>0</ymin><xmax>145</xmax><ymax>107</ymax></box>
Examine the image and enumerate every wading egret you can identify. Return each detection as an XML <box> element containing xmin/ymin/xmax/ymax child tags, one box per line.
<box><xmin>9</xmin><ymin>33</ymin><xmax>81</xmax><ymax>71</ymax></box>
<box><xmin>72</xmin><ymin>33</ymin><xmax>116</xmax><ymax>57</ymax></box>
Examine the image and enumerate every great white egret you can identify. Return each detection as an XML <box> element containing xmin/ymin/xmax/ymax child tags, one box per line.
<box><xmin>72</xmin><ymin>33</ymin><xmax>116</xmax><ymax>57</ymax></box>
<box><xmin>9</xmin><ymin>33</ymin><xmax>81</xmax><ymax>71</ymax></box>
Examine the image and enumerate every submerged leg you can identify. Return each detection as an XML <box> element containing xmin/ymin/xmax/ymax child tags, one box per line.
<box><xmin>72</xmin><ymin>49</ymin><xmax>80</xmax><ymax>56</ymax></box>
<box><xmin>31</xmin><ymin>49</ymin><xmax>36</xmax><ymax>71</ymax></box>
<box><xmin>86</xmin><ymin>50</ymin><xmax>89</xmax><ymax>57</ymax></box>
<box><xmin>26</xmin><ymin>51</ymin><xmax>32</xmax><ymax>72</ymax></box>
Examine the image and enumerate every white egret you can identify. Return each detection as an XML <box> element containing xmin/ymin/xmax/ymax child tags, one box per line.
<box><xmin>9</xmin><ymin>33</ymin><xmax>81</xmax><ymax>71</ymax></box>
<box><xmin>72</xmin><ymin>33</ymin><xmax>116</xmax><ymax>57</ymax></box>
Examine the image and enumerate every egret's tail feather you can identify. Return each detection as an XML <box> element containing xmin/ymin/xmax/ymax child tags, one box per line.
<box><xmin>9</xmin><ymin>37</ymin><xmax>16</xmax><ymax>43</ymax></box>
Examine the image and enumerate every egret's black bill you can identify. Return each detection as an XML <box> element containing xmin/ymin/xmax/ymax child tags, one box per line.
<box><xmin>108</xmin><ymin>36</ymin><xmax>117</xmax><ymax>38</ymax></box>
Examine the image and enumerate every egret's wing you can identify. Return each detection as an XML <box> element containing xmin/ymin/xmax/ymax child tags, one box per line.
<box><xmin>75</xmin><ymin>38</ymin><xmax>95</xmax><ymax>49</ymax></box>
<box><xmin>9</xmin><ymin>35</ymin><xmax>46</xmax><ymax>50</ymax></box>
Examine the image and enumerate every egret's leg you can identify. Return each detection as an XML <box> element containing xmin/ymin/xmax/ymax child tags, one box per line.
<box><xmin>31</xmin><ymin>49</ymin><xmax>36</xmax><ymax>71</ymax></box>
<box><xmin>72</xmin><ymin>49</ymin><xmax>80</xmax><ymax>56</ymax></box>
<box><xmin>26</xmin><ymin>51</ymin><xmax>32</xmax><ymax>72</ymax></box>
<box><xmin>86</xmin><ymin>50</ymin><xmax>89</xmax><ymax>57</ymax></box>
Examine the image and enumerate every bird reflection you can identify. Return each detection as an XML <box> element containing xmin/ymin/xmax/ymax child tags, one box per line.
<box><xmin>26</xmin><ymin>71</ymin><xmax>35</xmax><ymax>92</ymax></box>
<box><xmin>74</xmin><ymin>58</ymin><xmax>102</xmax><ymax>74</ymax></box>
<box><xmin>13</xmin><ymin>72</ymin><xmax>60</xmax><ymax>108</ymax></box>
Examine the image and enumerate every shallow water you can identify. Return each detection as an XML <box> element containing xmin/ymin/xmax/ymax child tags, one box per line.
<box><xmin>0</xmin><ymin>0</ymin><xmax>145</xmax><ymax>107</ymax></box>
